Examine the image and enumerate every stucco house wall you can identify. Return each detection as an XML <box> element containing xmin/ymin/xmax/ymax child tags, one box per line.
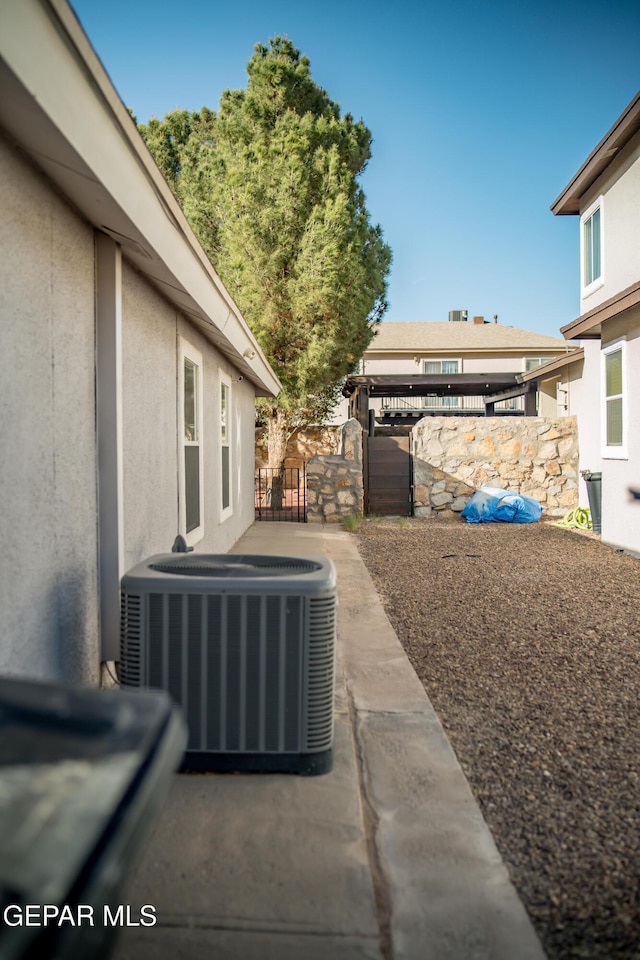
<box><xmin>363</xmin><ymin>352</ymin><xmax>562</xmax><ymax>376</ymax></box>
<box><xmin>0</xmin><ymin>133</ymin><xmax>101</xmax><ymax>684</ymax></box>
<box><xmin>0</xmin><ymin>0</ymin><xmax>281</xmax><ymax>684</ymax></box>
<box><xmin>567</xmin><ymin>342</ymin><xmax>602</xmax><ymax>509</ymax></box>
<box><xmin>599</xmin><ymin>311</ymin><xmax>640</xmax><ymax>550</ymax></box>
<box><xmin>579</xmin><ymin>137</ymin><xmax>640</xmax><ymax>315</ymax></box>
<box><xmin>552</xmin><ymin>92</ymin><xmax>640</xmax><ymax>553</ymax></box>
<box><xmin>121</xmin><ymin>268</ymin><xmax>259</xmax><ymax>570</ymax></box>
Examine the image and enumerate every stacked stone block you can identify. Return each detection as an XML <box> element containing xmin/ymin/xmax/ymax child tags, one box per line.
<box><xmin>306</xmin><ymin>419</ymin><xmax>364</xmax><ymax>523</ymax></box>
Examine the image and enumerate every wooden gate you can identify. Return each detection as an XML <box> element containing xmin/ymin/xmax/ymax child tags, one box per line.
<box><xmin>367</xmin><ymin>436</ymin><xmax>412</xmax><ymax>516</ymax></box>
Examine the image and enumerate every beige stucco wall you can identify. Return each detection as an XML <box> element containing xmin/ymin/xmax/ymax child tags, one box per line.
<box><xmin>0</xmin><ymin>133</ymin><xmax>101</xmax><ymax>684</ymax></box>
<box><xmin>362</xmin><ymin>352</ymin><xmax>561</xmax><ymax>376</ymax></box>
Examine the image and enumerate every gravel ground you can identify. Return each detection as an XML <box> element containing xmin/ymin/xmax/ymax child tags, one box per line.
<box><xmin>355</xmin><ymin>517</ymin><xmax>640</xmax><ymax>960</ymax></box>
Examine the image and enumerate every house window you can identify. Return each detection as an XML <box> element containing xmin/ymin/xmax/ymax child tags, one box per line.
<box><xmin>602</xmin><ymin>340</ymin><xmax>626</xmax><ymax>458</ymax></box>
<box><xmin>581</xmin><ymin>197</ymin><xmax>604</xmax><ymax>294</ymax></box>
<box><xmin>525</xmin><ymin>357</ymin><xmax>546</xmax><ymax>372</ymax></box>
<box><xmin>220</xmin><ymin>372</ymin><xmax>232</xmax><ymax>518</ymax></box>
<box><xmin>178</xmin><ymin>338</ymin><xmax>204</xmax><ymax>544</ymax></box>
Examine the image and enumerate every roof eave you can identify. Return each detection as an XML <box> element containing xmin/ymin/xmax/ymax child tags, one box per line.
<box><xmin>551</xmin><ymin>91</ymin><xmax>640</xmax><ymax>216</ymax></box>
<box><xmin>560</xmin><ymin>281</ymin><xmax>640</xmax><ymax>340</ymax></box>
<box><xmin>0</xmin><ymin>0</ymin><xmax>281</xmax><ymax>398</ymax></box>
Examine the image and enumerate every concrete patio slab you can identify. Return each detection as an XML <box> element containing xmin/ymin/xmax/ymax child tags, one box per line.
<box><xmin>112</xmin><ymin>521</ymin><xmax>546</xmax><ymax>960</ymax></box>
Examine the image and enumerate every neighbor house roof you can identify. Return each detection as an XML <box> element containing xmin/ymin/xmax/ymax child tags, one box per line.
<box><xmin>367</xmin><ymin>321</ymin><xmax>570</xmax><ymax>354</ymax></box>
<box><xmin>551</xmin><ymin>91</ymin><xmax>640</xmax><ymax>216</ymax></box>
<box><xmin>0</xmin><ymin>0</ymin><xmax>281</xmax><ymax>398</ymax></box>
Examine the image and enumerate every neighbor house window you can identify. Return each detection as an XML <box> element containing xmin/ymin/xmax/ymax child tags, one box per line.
<box><xmin>581</xmin><ymin>197</ymin><xmax>603</xmax><ymax>294</ymax></box>
<box><xmin>423</xmin><ymin>359</ymin><xmax>460</xmax><ymax>375</ymax></box>
<box><xmin>525</xmin><ymin>357</ymin><xmax>546</xmax><ymax>372</ymax></box>
<box><xmin>220</xmin><ymin>372</ymin><xmax>232</xmax><ymax>518</ymax></box>
<box><xmin>423</xmin><ymin>359</ymin><xmax>460</xmax><ymax>406</ymax></box>
<box><xmin>602</xmin><ymin>340</ymin><xmax>626</xmax><ymax>458</ymax></box>
<box><xmin>178</xmin><ymin>338</ymin><xmax>204</xmax><ymax>544</ymax></box>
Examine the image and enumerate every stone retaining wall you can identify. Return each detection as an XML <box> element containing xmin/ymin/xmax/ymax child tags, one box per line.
<box><xmin>412</xmin><ymin>416</ymin><xmax>579</xmax><ymax>518</ymax></box>
<box><xmin>307</xmin><ymin>419</ymin><xmax>364</xmax><ymax>523</ymax></box>
<box><xmin>255</xmin><ymin>424</ymin><xmax>342</xmax><ymax>471</ymax></box>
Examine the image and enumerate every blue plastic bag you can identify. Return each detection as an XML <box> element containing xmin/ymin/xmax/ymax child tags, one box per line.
<box><xmin>461</xmin><ymin>486</ymin><xmax>542</xmax><ymax>524</ymax></box>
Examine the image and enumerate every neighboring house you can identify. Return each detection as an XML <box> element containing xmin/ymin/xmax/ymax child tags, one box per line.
<box><xmin>546</xmin><ymin>90</ymin><xmax>640</xmax><ymax>554</ymax></box>
<box><xmin>332</xmin><ymin>317</ymin><xmax>572</xmax><ymax>424</ymax></box>
<box><xmin>0</xmin><ymin>0</ymin><xmax>281</xmax><ymax>685</ymax></box>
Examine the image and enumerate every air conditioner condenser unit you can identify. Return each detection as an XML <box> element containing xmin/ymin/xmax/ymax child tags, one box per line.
<box><xmin>120</xmin><ymin>554</ymin><xmax>337</xmax><ymax>776</ymax></box>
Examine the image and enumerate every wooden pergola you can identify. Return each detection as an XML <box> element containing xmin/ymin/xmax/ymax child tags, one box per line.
<box><xmin>342</xmin><ymin>373</ymin><xmax>536</xmax><ymax>431</ymax></box>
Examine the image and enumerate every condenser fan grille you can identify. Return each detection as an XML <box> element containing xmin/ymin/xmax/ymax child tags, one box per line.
<box><xmin>149</xmin><ymin>554</ymin><xmax>322</xmax><ymax>578</ymax></box>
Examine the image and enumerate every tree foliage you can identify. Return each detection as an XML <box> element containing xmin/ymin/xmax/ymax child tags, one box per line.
<box><xmin>139</xmin><ymin>37</ymin><xmax>391</xmax><ymax>464</ymax></box>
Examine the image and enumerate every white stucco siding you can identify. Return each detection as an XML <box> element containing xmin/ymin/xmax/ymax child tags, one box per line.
<box><xmin>0</xmin><ymin>135</ymin><xmax>100</xmax><ymax>683</ymax></box>
<box><xmin>121</xmin><ymin>266</ymin><xmax>179</xmax><ymax>570</ymax></box>
<box><xmin>176</xmin><ymin>315</ymin><xmax>257</xmax><ymax>554</ymax></box>
<box><xmin>121</xmin><ymin>267</ymin><xmax>258</xmax><ymax>569</ymax></box>
<box><xmin>600</xmin><ymin>314</ymin><xmax>640</xmax><ymax>553</ymax></box>
<box><xmin>566</xmin><ymin>341</ymin><xmax>602</xmax><ymax>509</ymax></box>
<box><xmin>580</xmin><ymin>134</ymin><xmax>640</xmax><ymax>313</ymax></box>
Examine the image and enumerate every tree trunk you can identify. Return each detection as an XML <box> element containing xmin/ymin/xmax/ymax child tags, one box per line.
<box><xmin>267</xmin><ymin>408</ymin><xmax>289</xmax><ymax>511</ymax></box>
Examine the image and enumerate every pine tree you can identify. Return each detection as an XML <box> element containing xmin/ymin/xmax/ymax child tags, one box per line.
<box><xmin>140</xmin><ymin>37</ymin><xmax>391</xmax><ymax>473</ymax></box>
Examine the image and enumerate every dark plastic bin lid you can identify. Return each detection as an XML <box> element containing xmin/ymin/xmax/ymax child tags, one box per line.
<box><xmin>0</xmin><ymin>676</ymin><xmax>186</xmax><ymax>960</ymax></box>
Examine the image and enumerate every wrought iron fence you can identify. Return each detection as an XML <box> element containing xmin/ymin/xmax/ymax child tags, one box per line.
<box><xmin>255</xmin><ymin>466</ymin><xmax>307</xmax><ymax>522</ymax></box>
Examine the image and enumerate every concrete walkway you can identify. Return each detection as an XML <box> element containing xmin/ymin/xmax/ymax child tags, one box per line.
<box><xmin>113</xmin><ymin>522</ymin><xmax>545</xmax><ymax>960</ymax></box>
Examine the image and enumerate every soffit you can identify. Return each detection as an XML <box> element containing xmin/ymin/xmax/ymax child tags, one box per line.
<box><xmin>561</xmin><ymin>281</ymin><xmax>640</xmax><ymax>340</ymax></box>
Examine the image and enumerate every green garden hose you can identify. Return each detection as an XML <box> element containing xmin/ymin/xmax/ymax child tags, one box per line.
<box><xmin>552</xmin><ymin>507</ymin><xmax>592</xmax><ymax>530</ymax></box>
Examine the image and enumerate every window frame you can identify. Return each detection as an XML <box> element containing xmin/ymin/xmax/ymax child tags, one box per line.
<box><xmin>580</xmin><ymin>195</ymin><xmax>604</xmax><ymax>298</ymax></box>
<box><xmin>601</xmin><ymin>339</ymin><xmax>627</xmax><ymax>459</ymax></box>
<box><xmin>423</xmin><ymin>358</ymin><xmax>461</xmax><ymax>406</ymax></box>
<box><xmin>525</xmin><ymin>357</ymin><xmax>546</xmax><ymax>372</ymax></box>
<box><xmin>178</xmin><ymin>337</ymin><xmax>204</xmax><ymax>546</ymax></box>
<box><xmin>422</xmin><ymin>358</ymin><xmax>461</xmax><ymax>375</ymax></box>
<box><xmin>219</xmin><ymin>370</ymin><xmax>233</xmax><ymax>522</ymax></box>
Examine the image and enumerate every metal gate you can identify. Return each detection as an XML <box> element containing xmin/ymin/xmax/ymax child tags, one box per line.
<box><xmin>255</xmin><ymin>466</ymin><xmax>307</xmax><ymax>522</ymax></box>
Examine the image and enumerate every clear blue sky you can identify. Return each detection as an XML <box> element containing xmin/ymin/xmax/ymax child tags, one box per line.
<box><xmin>71</xmin><ymin>0</ymin><xmax>639</xmax><ymax>338</ymax></box>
